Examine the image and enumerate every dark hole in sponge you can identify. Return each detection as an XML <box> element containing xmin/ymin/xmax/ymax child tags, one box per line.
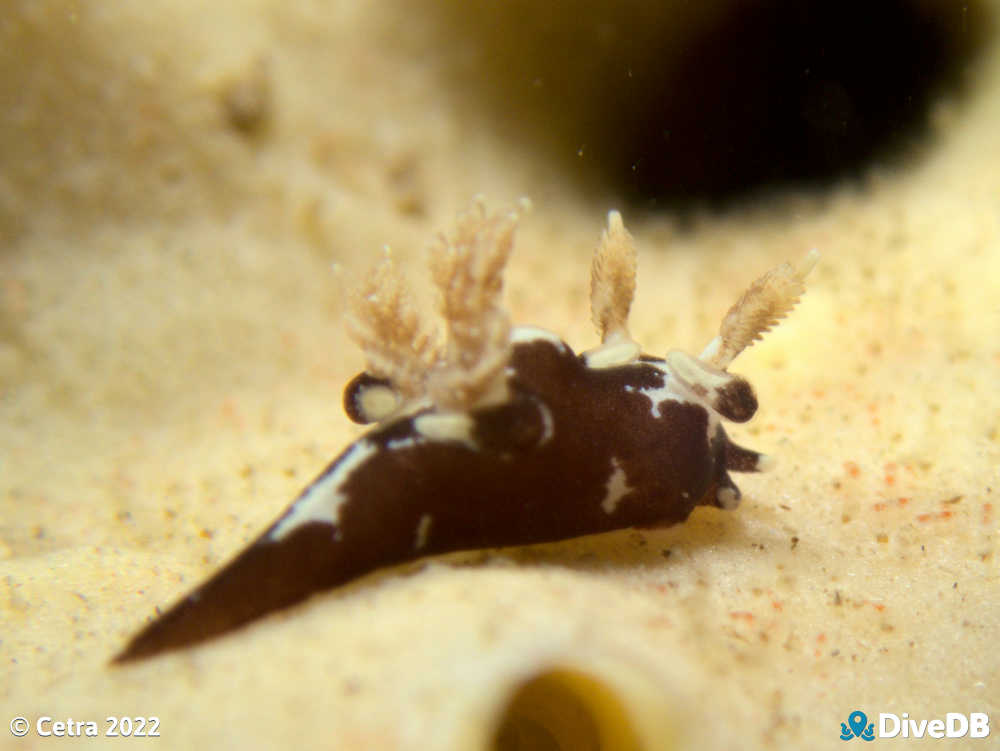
<box><xmin>439</xmin><ymin>0</ymin><xmax>992</xmax><ymax>210</ymax></box>
<box><xmin>618</xmin><ymin>0</ymin><xmax>991</xmax><ymax>207</ymax></box>
<box><xmin>491</xmin><ymin>667</ymin><xmax>645</xmax><ymax>751</ymax></box>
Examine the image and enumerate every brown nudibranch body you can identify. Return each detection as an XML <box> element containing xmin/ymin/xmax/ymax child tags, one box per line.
<box><xmin>114</xmin><ymin>202</ymin><xmax>817</xmax><ymax>663</ymax></box>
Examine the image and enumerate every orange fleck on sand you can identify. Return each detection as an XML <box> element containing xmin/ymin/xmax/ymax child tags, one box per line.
<box><xmin>772</xmin><ymin>600</ymin><xmax>783</xmax><ymax>612</ymax></box>
<box><xmin>916</xmin><ymin>511</ymin><xmax>954</xmax><ymax>523</ymax></box>
<box><xmin>851</xmin><ymin>600</ymin><xmax>885</xmax><ymax>611</ymax></box>
<box><xmin>984</xmin><ymin>503</ymin><xmax>993</xmax><ymax>525</ymax></box>
<box><xmin>874</xmin><ymin>497</ymin><xmax>910</xmax><ymax>512</ymax></box>
<box><xmin>730</xmin><ymin>611</ymin><xmax>755</xmax><ymax>623</ymax></box>
<box><xmin>817</xmin><ymin>633</ymin><xmax>827</xmax><ymax>644</ymax></box>
<box><xmin>844</xmin><ymin>461</ymin><xmax>860</xmax><ymax>478</ymax></box>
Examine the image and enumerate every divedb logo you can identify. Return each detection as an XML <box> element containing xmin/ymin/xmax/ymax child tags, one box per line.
<box><xmin>840</xmin><ymin>710</ymin><xmax>991</xmax><ymax>741</ymax></box>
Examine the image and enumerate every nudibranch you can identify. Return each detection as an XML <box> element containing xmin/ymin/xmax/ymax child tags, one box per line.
<box><xmin>114</xmin><ymin>201</ymin><xmax>817</xmax><ymax>662</ymax></box>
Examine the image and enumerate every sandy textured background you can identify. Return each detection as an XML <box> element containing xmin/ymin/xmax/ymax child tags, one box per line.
<box><xmin>2</xmin><ymin>1</ymin><xmax>999</xmax><ymax>749</ymax></box>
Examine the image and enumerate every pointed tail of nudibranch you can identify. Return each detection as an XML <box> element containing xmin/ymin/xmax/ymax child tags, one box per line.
<box><xmin>112</xmin><ymin>520</ymin><xmax>366</xmax><ymax>663</ymax></box>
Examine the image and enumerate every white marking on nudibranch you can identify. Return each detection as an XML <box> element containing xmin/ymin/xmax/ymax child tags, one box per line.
<box><xmin>414</xmin><ymin>514</ymin><xmax>433</xmax><ymax>550</ymax></box>
<box><xmin>699</xmin><ymin>336</ymin><xmax>722</xmax><ymax>365</ymax></box>
<box><xmin>387</xmin><ymin>436</ymin><xmax>423</xmax><ymax>451</ymax></box>
<box><xmin>583</xmin><ymin>331</ymin><xmax>641</xmax><ymax>369</ymax></box>
<box><xmin>413</xmin><ymin>412</ymin><xmax>477</xmax><ymax>448</ymax></box>
<box><xmin>601</xmin><ymin>457</ymin><xmax>633</xmax><ymax>514</ymax></box>
<box><xmin>716</xmin><ymin>487</ymin><xmax>739</xmax><ymax>510</ymax></box>
<box><xmin>509</xmin><ymin>325</ymin><xmax>567</xmax><ymax>350</ymax></box>
<box><xmin>624</xmin><ymin>368</ymin><xmax>686</xmax><ymax>419</ymax></box>
<box><xmin>664</xmin><ymin>350</ymin><xmax>735</xmax><ymax>395</ymax></box>
<box><xmin>268</xmin><ymin>440</ymin><xmax>378</xmax><ymax>541</ymax></box>
<box><xmin>756</xmin><ymin>454</ymin><xmax>777</xmax><ymax>472</ymax></box>
<box><xmin>538</xmin><ymin>400</ymin><xmax>555</xmax><ymax>445</ymax></box>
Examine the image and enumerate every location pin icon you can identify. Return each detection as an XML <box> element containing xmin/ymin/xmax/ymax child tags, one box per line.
<box><xmin>848</xmin><ymin>711</ymin><xmax>868</xmax><ymax>738</ymax></box>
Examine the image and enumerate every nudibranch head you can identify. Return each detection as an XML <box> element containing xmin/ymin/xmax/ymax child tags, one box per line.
<box><xmin>112</xmin><ymin>202</ymin><xmax>815</xmax><ymax>662</ymax></box>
